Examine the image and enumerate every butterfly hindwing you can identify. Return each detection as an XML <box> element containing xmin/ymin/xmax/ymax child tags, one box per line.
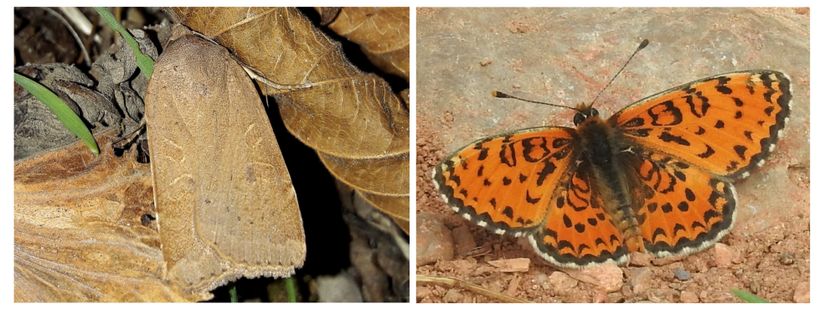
<box><xmin>529</xmin><ymin>163</ymin><xmax>629</xmax><ymax>267</ymax></box>
<box><xmin>609</xmin><ymin>70</ymin><xmax>791</xmax><ymax>180</ymax></box>
<box><xmin>432</xmin><ymin>127</ymin><xmax>577</xmax><ymax>237</ymax></box>
<box><xmin>625</xmin><ymin>151</ymin><xmax>737</xmax><ymax>257</ymax></box>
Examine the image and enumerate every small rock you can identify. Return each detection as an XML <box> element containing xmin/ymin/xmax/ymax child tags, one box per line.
<box><xmin>680</xmin><ymin>290</ymin><xmax>700</xmax><ymax>303</ymax></box>
<box><xmin>647</xmin><ymin>288</ymin><xmax>678</xmax><ymax>303</ymax></box>
<box><xmin>606</xmin><ymin>291</ymin><xmax>625</xmax><ymax>303</ymax></box>
<box><xmin>621</xmin><ymin>284</ymin><xmax>633</xmax><ymax>298</ymax></box>
<box><xmin>443</xmin><ymin>288</ymin><xmax>464</xmax><ymax>303</ymax></box>
<box><xmin>487</xmin><ymin>257</ymin><xmax>530</xmax><ymax>272</ymax></box>
<box><xmin>416</xmin><ymin>213</ymin><xmax>455</xmax><ymax>266</ymax></box>
<box><xmin>779</xmin><ymin>253</ymin><xmax>795</xmax><ymax>266</ymax></box>
<box><xmin>673</xmin><ymin>268</ymin><xmax>691</xmax><ymax>281</ymax></box>
<box><xmin>547</xmin><ymin>271</ymin><xmax>578</xmax><ymax>292</ymax></box>
<box><xmin>629</xmin><ymin>252</ymin><xmax>652</xmax><ymax>266</ymax></box>
<box><xmin>565</xmin><ymin>263</ymin><xmax>624</xmax><ymax>292</ymax></box>
<box><xmin>652</xmin><ymin>255</ymin><xmax>683</xmax><ymax>266</ymax></box>
<box><xmin>450</xmin><ymin>224</ymin><xmax>477</xmax><ymax>256</ymax></box>
<box><xmin>713</xmin><ymin>243</ymin><xmax>734</xmax><ymax>268</ymax></box>
<box><xmin>416</xmin><ymin>285</ymin><xmax>432</xmax><ymax>300</ymax></box>
<box><xmin>793</xmin><ymin>281</ymin><xmax>810</xmax><ymax>303</ymax></box>
<box><xmin>531</xmin><ymin>272</ymin><xmax>550</xmax><ymax>290</ymax></box>
<box><xmin>683</xmin><ymin>255</ymin><xmax>709</xmax><ymax>273</ymax></box>
<box><xmin>628</xmin><ymin>267</ymin><xmax>653</xmax><ymax>294</ymax></box>
<box><xmin>592</xmin><ymin>289</ymin><xmax>609</xmax><ymax>303</ymax></box>
<box><xmin>479</xmin><ymin>58</ymin><xmax>493</xmax><ymax>66</ymax></box>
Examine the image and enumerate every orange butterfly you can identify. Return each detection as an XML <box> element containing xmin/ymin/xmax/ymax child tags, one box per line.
<box><xmin>432</xmin><ymin>48</ymin><xmax>791</xmax><ymax>268</ymax></box>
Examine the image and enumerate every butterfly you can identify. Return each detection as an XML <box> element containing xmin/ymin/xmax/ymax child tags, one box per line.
<box><xmin>432</xmin><ymin>68</ymin><xmax>792</xmax><ymax>268</ymax></box>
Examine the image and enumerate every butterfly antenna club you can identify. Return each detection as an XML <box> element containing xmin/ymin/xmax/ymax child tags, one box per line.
<box><xmin>491</xmin><ymin>90</ymin><xmax>576</xmax><ymax>111</ymax></box>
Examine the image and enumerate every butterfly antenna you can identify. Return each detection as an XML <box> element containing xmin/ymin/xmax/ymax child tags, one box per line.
<box><xmin>492</xmin><ymin>90</ymin><xmax>576</xmax><ymax>111</ymax></box>
<box><xmin>588</xmin><ymin>39</ymin><xmax>649</xmax><ymax>107</ymax></box>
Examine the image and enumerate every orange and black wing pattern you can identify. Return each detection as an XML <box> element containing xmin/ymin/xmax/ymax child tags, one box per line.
<box><xmin>529</xmin><ymin>163</ymin><xmax>629</xmax><ymax>267</ymax></box>
<box><xmin>624</xmin><ymin>151</ymin><xmax>737</xmax><ymax>257</ymax></box>
<box><xmin>432</xmin><ymin>127</ymin><xmax>577</xmax><ymax>237</ymax></box>
<box><xmin>609</xmin><ymin>70</ymin><xmax>791</xmax><ymax>180</ymax></box>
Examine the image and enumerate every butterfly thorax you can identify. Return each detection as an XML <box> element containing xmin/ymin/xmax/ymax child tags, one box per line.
<box><xmin>574</xmin><ymin>110</ymin><xmax>645</xmax><ymax>253</ymax></box>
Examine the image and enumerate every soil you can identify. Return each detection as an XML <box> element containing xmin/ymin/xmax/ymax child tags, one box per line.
<box><xmin>415</xmin><ymin>8</ymin><xmax>809</xmax><ymax>303</ymax></box>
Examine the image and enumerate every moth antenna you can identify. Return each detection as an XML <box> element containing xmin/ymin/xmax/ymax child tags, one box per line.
<box><xmin>492</xmin><ymin>90</ymin><xmax>577</xmax><ymax>111</ymax></box>
<box><xmin>588</xmin><ymin>39</ymin><xmax>649</xmax><ymax>108</ymax></box>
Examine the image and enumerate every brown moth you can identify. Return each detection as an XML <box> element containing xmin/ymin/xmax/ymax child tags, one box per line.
<box><xmin>145</xmin><ymin>35</ymin><xmax>305</xmax><ymax>299</ymax></box>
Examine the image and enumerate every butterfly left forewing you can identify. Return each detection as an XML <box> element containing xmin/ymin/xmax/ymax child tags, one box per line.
<box><xmin>609</xmin><ymin>70</ymin><xmax>791</xmax><ymax>180</ymax></box>
<box><xmin>432</xmin><ymin>127</ymin><xmax>577</xmax><ymax>237</ymax></box>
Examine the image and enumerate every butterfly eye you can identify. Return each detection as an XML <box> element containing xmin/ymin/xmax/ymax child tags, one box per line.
<box><xmin>589</xmin><ymin>108</ymin><xmax>600</xmax><ymax>117</ymax></box>
<box><xmin>573</xmin><ymin>112</ymin><xmax>586</xmax><ymax>125</ymax></box>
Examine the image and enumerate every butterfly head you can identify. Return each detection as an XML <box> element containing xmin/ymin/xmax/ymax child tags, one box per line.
<box><xmin>573</xmin><ymin>103</ymin><xmax>600</xmax><ymax>126</ymax></box>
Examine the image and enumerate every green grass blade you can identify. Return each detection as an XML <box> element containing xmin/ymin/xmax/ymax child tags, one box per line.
<box><xmin>285</xmin><ymin>277</ymin><xmax>298</xmax><ymax>302</ymax></box>
<box><xmin>731</xmin><ymin>289</ymin><xmax>769</xmax><ymax>303</ymax></box>
<box><xmin>229</xmin><ymin>285</ymin><xmax>238</xmax><ymax>303</ymax></box>
<box><xmin>94</xmin><ymin>7</ymin><xmax>154</xmax><ymax>79</ymax></box>
<box><xmin>14</xmin><ymin>73</ymin><xmax>99</xmax><ymax>156</ymax></box>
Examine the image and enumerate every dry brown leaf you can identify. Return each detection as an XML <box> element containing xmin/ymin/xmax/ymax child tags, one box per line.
<box><xmin>358</xmin><ymin>191</ymin><xmax>409</xmax><ymax>233</ymax></box>
<box><xmin>168</xmin><ymin>7</ymin><xmax>409</xmax><ymax>232</ymax></box>
<box><xmin>317</xmin><ymin>7</ymin><xmax>410</xmax><ymax>80</ymax></box>
<box><xmin>168</xmin><ymin>7</ymin><xmax>408</xmax><ymax>158</ymax></box>
<box><xmin>318</xmin><ymin>152</ymin><xmax>407</xmax><ymax>196</ymax></box>
<box><xmin>14</xmin><ymin>130</ymin><xmax>189</xmax><ymax>302</ymax></box>
<box><xmin>145</xmin><ymin>34</ymin><xmax>305</xmax><ymax>300</ymax></box>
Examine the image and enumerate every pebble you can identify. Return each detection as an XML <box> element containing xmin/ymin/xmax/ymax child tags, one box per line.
<box><xmin>680</xmin><ymin>290</ymin><xmax>700</xmax><ymax>303</ymax></box>
<box><xmin>442</xmin><ymin>288</ymin><xmax>464</xmax><ymax>303</ymax></box>
<box><xmin>779</xmin><ymin>253</ymin><xmax>795</xmax><ymax>265</ymax></box>
<box><xmin>565</xmin><ymin>263</ymin><xmax>624</xmax><ymax>292</ymax></box>
<box><xmin>713</xmin><ymin>243</ymin><xmax>734</xmax><ymax>268</ymax></box>
<box><xmin>628</xmin><ymin>267</ymin><xmax>653</xmax><ymax>294</ymax></box>
<box><xmin>450</xmin><ymin>224</ymin><xmax>477</xmax><ymax>256</ymax></box>
<box><xmin>547</xmin><ymin>271</ymin><xmax>578</xmax><ymax>292</ymax></box>
<box><xmin>793</xmin><ymin>281</ymin><xmax>810</xmax><ymax>303</ymax></box>
<box><xmin>416</xmin><ymin>213</ymin><xmax>455</xmax><ymax>266</ymax></box>
<box><xmin>629</xmin><ymin>252</ymin><xmax>652</xmax><ymax>266</ymax></box>
<box><xmin>673</xmin><ymin>268</ymin><xmax>691</xmax><ymax>281</ymax></box>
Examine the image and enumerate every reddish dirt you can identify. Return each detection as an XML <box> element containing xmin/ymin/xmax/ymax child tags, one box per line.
<box><xmin>415</xmin><ymin>8</ymin><xmax>809</xmax><ymax>303</ymax></box>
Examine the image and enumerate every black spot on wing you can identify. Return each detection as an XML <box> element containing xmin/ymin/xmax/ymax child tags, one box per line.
<box><xmin>659</xmin><ymin>132</ymin><xmax>691</xmax><ymax>146</ymax></box>
<box><xmin>685</xmin><ymin>188</ymin><xmax>696</xmax><ymax>201</ymax></box>
<box><xmin>734</xmin><ymin>145</ymin><xmax>747</xmax><ymax>160</ymax></box>
<box><xmin>526</xmin><ymin>190</ymin><xmax>540</xmax><ymax>204</ymax></box>
<box><xmin>502</xmin><ymin>206</ymin><xmax>514</xmax><ymax>219</ymax></box>
<box><xmin>499</xmin><ymin>142</ymin><xmax>517</xmax><ymax>167</ymax></box>
<box><xmin>477</xmin><ymin>147</ymin><xmax>489</xmax><ymax>161</ymax></box>
<box><xmin>522</xmin><ymin>137</ymin><xmax>551</xmax><ymax>162</ymax></box>
<box><xmin>715</xmin><ymin>76</ymin><xmax>733</xmax><ymax>94</ymax></box>
<box><xmin>648</xmin><ymin>101</ymin><xmax>683</xmax><ymax>126</ymax></box>
<box><xmin>622</xmin><ymin>117</ymin><xmax>645</xmax><ymax>128</ymax></box>
<box><xmin>536</xmin><ymin>159</ymin><xmax>557</xmax><ymax>186</ymax></box>
<box><xmin>698</xmin><ymin>144</ymin><xmax>715</xmax><ymax>158</ymax></box>
<box><xmin>562</xmin><ymin>214</ymin><xmax>572</xmax><ymax>228</ymax></box>
<box><xmin>733</xmin><ymin>97</ymin><xmax>744</xmax><ymax>107</ymax></box>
